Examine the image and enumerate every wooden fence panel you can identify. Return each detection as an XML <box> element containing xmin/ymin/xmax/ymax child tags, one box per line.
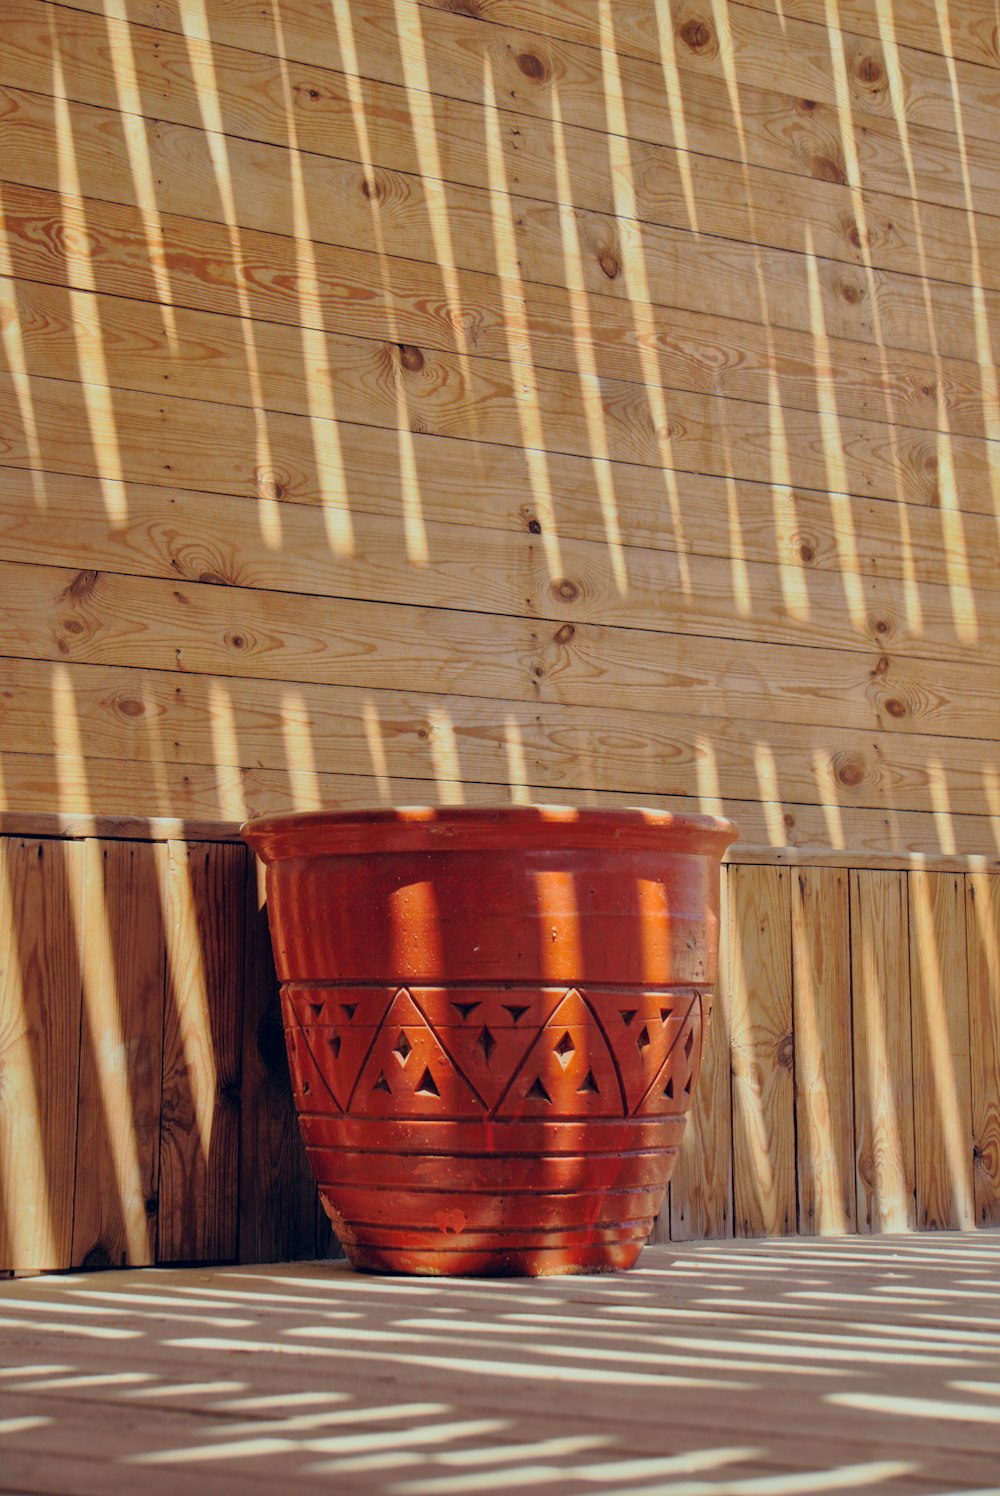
<box><xmin>71</xmin><ymin>840</ymin><xmax>167</xmax><ymax>1268</ymax></box>
<box><xmin>238</xmin><ymin>858</ymin><xmax>321</xmax><ymax>1264</ymax></box>
<box><xmin>967</xmin><ymin>874</ymin><xmax>1000</xmax><ymax>1226</ymax></box>
<box><xmin>0</xmin><ymin>839</ymin><xmax>83</xmax><ymax>1271</ymax></box>
<box><xmin>793</xmin><ymin>867</ymin><xmax>855</xmax><ymax>1235</ymax></box>
<box><xmin>158</xmin><ymin>841</ymin><xmax>246</xmax><ymax>1263</ymax></box>
<box><xmin>729</xmin><ymin>865</ymin><xmax>797</xmax><ymax>1238</ymax></box>
<box><xmin>670</xmin><ymin>865</ymin><xmax>734</xmax><ymax>1241</ymax></box>
<box><xmin>909</xmin><ymin>871</ymin><xmax>975</xmax><ymax>1230</ymax></box>
<box><xmin>851</xmin><ymin>870</ymin><xmax>917</xmax><ymax>1233</ymax></box>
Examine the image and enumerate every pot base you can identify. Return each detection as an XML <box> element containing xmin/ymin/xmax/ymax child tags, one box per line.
<box><xmin>291</xmin><ymin>983</ymin><xmax>704</xmax><ymax>1276</ymax></box>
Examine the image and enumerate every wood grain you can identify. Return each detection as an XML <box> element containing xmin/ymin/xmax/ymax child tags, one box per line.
<box><xmin>3</xmin><ymin>749</ymin><xmax>996</xmax><ymax>871</ymax></box>
<box><xmin>908</xmin><ymin>870</ymin><xmax>975</xmax><ymax>1230</ymax></box>
<box><xmin>738</xmin><ymin>0</ymin><xmax>1000</xmax><ymax>69</ymax></box>
<box><xmin>3</xmin><ymin>290</ymin><xmax>991</xmax><ymax>517</ymax></box>
<box><xmin>158</xmin><ymin>841</ymin><xmax>245</xmax><ymax>1263</ymax></box>
<box><xmin>71</xmin><ymin>839</ymin><xmax>167</xmax><ymax>1268</ymax></box>
<box><xmin>793</xmin><ymin>867</ymin><xmax>855</xmax><ymax>1235</ymax></box>
<box><xmin>729</xmin><ymin>865</ymin><xmax>796</xmax><ymax>1237</ymax></box>
<box><xmin>6</xmin><ymin>246</ymin><xmax>996</xmax><ymax>444</ymax></box>
<box><xmin>0</xmin><ymin>836</ymin><xmax>84</xmax><ymax>1271</ymax></box>
<box><xmin>6</xmin><ymin>176</ymin><xmax>1000</xmax><ymax>375</ymax></box>
<box><xmin>7</xmin><ymin>0</ymin><xmax>1000</xmax><ymax>246</ymax></box>
<box><xmin>3</xmin><ymin>71</ymin><xmax>1000</xmax><ymax>311</ymax></box>
<box><xmin>670</xmin><ymin>865</ymin><xmax>734</xmax><ymax>1241</ymax></box>
<box><xmin>966</xmin><ymin>874</ymin><xmax>1000</xmax><ymax>1226</ymax></box>
<box><xmin>851</xmin><ymin>869</ymin><xmax>916</xmax><ymax>1233</ymax></box>
<box><xmin>4</xmin><ymin>649</ymin><xmax>1000</xmax><ymax>825</ymax></box>
<box><xmin>4</xmin><ymin>450</ymin><xmax>1000</xmax><ymax>601</ymax></box>
<box><xmin>51</xmin><ymin>0</ymin><xmax>1000</xmax><ymax>148</ymax></box>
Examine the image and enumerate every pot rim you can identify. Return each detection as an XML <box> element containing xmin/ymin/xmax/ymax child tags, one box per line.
<box><xmin>241</xmin><ymin>804</ymin><xmax>740</xmax><ymax>863</ymax></box>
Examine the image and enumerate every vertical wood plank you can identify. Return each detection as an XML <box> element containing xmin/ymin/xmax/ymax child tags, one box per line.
<box><xmin>793</xmin><ymin>867</ymin><xmax>855</xmax><ymax>1235</ymax></box>
<box><xmin>238</xmin><ymin>856</ymin><xmax>319</xmax><ymax>1263</ymax></box>
<box><xmin>670</xmin><ymin>863</ymin><xmax>733</xmax><ymax>1241</ymax></box>
<box><xmin>730</xmin><ymin>864</ymin><xmax>796</xmax><ymax>1238</ymax></box>
<box><xmin>71</xmin><ymin>840</ymin><xmax>167</xmax><ymax>1269</ymax></box>
<box><xmin>967</xmin><ymin>874</ymin><xmax>1000</xmax><ymax>1226</ymax></box>
<box><xmin>158</xmin><ymin>841</ymin><xmax>245</xmax><ymax>1263</ymax></box>
<box><xmin>909</xmin><ymin>871</ymin><xmax>975</xmax><ymax>1230</ymax></box>
<box><xmin>0</xmin><ymin>838</ymin><xmax>84</xmax><ymax>1272</ymax></box>
<box><xmin>851</xmin><ymin>869</ymin><xmax>916</xmax><ymax>1233</ymax></box>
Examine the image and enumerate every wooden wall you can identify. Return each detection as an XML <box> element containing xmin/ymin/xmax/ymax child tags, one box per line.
<box><xmin>2</xmin><ymin>836</ymin><xmax>997</xmax><ymax>1273</ymax></box>
<box><xmin>1</xmin><ymin>0</ymin><xmax>999</xmax><ymax>1266</ymax></box>
<box><xmin>0</xmin><ymin>0</ymin><xmax>998</xmax><ymax>867</ymax></box>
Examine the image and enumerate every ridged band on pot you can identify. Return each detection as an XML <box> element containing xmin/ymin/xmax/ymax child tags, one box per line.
<box><xmin>243</xmin><ymin>805</ymin><xmax>738</xmax><ymax>1276</ymax></box>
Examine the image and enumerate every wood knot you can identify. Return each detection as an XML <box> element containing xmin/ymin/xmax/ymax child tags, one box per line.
<box><xmin>798</xmin><ymin>541</ymin><xmax>815</xmax><ymax>563</ymax></box>
<box><xmin>855</xmin><ymin>55</ymin><xmax>883</xmax><ymax>85</ymax></box>
<box><xmin>398</xmin><ymin>343</ymin><xmax>425</xmax><ymax>371</ymax></box>
<box><xmin>679</xmin><ymin>17</ymin><xmax>714</xmax><ymax>52</ymax></box>
<box><xmin>846</xmin><ymin>221</ymin><xmax>863</xmax><ymax>249</ymax></box>
<box><xmin>598</xmin><ymin>248</ymin><xmax>621</xmax><ymax>280</ymax></box>
<box><xmin>883</xmin><ymin>697</ymin><xmax>906</xmax><ymax>718</ymax></box>
<box><xmin>553</xmin><ymin>622</ymin><xmax>575</xmax><ymax>645</ymax></box>
<box><xmin>835</xmin><ymin>756</ymin><xmax>866</xmax><ymax>788</ymax></box>
<box><xmin>783</xmin><ymin>812</ymin><xmax>796</xmax><ymax>829</ymax></box>
<box><xmin>527</xmin><ymin>518</ymin><xmax>542</xmax><ymax>534</ymax></box>
<box><xmin>776</xmin><ymin>1033</ymin><xmax>795</xmax><ymax>1070</ymax></box>
<box><xmin>516</xmin><ymin>52</ymin><xmax>548</xmax><ymax>81</ymax></box>
<box><xmin>798</xmin><ymin>97</ymin><xmax>818</xmax><ymax>112</ymax></box>
<box><xmin>255</xmin><ymin>470</ymin><xmax>286</xmax><ymax>500</ymax></box>
<box><xmin>67</xmin><ymin>568</ymin><xmax>99</xmax><ymax>599</ymax></box>
<box><xmin>811</xmin><ymin>154</ymin><xmax>846</xmax><ymax>185</ymax></box>
<box><xmin>362</xmin><ymin>174</ymin><xmax>383</xmax><ymax>201</ymax></box>
<box><xmin>553</xmin><ymin>577</ymin><xmax>580</xmax><ymax>603</ymax></box>
<box><xmin>225</xmin><ymin>631</ymin><xmax>247</xmax><ymax>651</ymax></box>
<box><xmin>871</xmin><ymin>617</ymin><xmax>891</xmax><ymax>637</ymax></box>
<box><xmin>117</xmin><ymin>697</ymin><xmax>145</xmax><ymax>718</ymax></box>
<box><xmin>62</xmin><ymin>617</ymin><xmax>85</xmax><ymax>636</ymax></box>
<box><xmin>840</xmin><ymin>279</ymin><xmax>863</xmax><ymax>304</ymax></box>
<box><xmin>144</xmin><ymin>1195</ymin><xmax>159</xmax><ymax>1217</ymax></box>
<box><xmin>872</xmin><ymin>654</ymin><xmax>890</xmax><ymax>676</ymax></box>
<box><xmin>532</xmin><ymin>663</ymin><xmax>545</xmax><ymax>679</ymax></box>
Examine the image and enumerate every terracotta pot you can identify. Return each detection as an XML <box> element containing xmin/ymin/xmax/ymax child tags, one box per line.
<box><xmin>243</xmin><ymin>805</ymin><xmax>737</xmax><ymax>1276</ymax></box>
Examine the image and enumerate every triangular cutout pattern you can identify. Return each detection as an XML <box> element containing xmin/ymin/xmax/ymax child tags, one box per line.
<box><xmin>414</xmin><ymin>987</ymin><xmax>565</xmax><ymax>1112</ymax></box>
<box><xmin>636</xmin><ymin>996</ymin><xmax>705</xmax><ymax>1116</ymax></box>
<box><xmin>285</xmin><ymin>1021</ymin><xmax>343</xmax><ymax>1113</ymax></box>
<box><xmin>586</xmin><ymin>989</ymin><xmax>698</xmax><ymax>1115</ymax></box>
<box><xmin>351</xmin><ymin>989</ymin><xmax>486</xmax><ymax>1118</ymax></box>
<box><xmin>283</xmin><ymin>985</ymin><xmax>396</xmax><ymax>1112</ymax></box>
<box><xmin>496</xmin><ymin>989</ymin><xmax>622</xmax><ymax>1117</ymax></box>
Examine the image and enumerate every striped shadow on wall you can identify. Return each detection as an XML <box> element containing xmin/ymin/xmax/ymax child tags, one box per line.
<box><xmin>1</xmin><ymin>838</ymin><xmax>998</xmax><ymax>1273</ymax></box>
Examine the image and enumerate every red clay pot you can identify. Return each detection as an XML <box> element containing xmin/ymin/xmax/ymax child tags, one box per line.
<box><xmin>243</xmin><ymin>805</ymin><xmax>737</xmax><ymax>1276</ymax></box>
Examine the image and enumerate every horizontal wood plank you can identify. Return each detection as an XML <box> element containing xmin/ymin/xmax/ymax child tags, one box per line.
<box><xmin>1</xmin><ymin>749</ymin><xmax>996</xmax><ymax>869</ymax></box>
<box><xmin>3</xmin><ymin>281</ymin><xmax>995</xmax><ymax>515</ymax></box>
<box><xmin>5</xmin><ymin>231</ymin><xmax>997</xmax><ymax>444</ymax></box>
<box><xmin>50</xmin><ymin>0</ymin><xmax>1000</xmax><ymax>146</ymax></box>
<box><xmin>9</xmin><ymin>0</ymin><xmax>1000</xmax><ymax>230</ymax></box>
<box><xmin>6</xmin><ymin>177</ymin><xmax>1000</xmax><ymax>376</ymax></box>
<box><xmin>3</xmin><ymin>76</ymin><xmax>1000</xmax><ymax>311</ymax></box>
<box><xmin>4</xmin><ymin>455</ymin><xmax>999</xmax><ymax>603</ymax></box>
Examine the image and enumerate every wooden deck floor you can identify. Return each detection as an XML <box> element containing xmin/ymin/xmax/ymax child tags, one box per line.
<box><xmin>2</xmin><ymin>1235</ymin><xmax>999</xmax><ymax>1495</ymax></box>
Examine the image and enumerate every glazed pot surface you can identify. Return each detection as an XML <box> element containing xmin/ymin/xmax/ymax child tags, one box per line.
<box><xmin>243</xmin><ymin>805</ymin><xmax>737</xmax><ymax>1275</ymax></box>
